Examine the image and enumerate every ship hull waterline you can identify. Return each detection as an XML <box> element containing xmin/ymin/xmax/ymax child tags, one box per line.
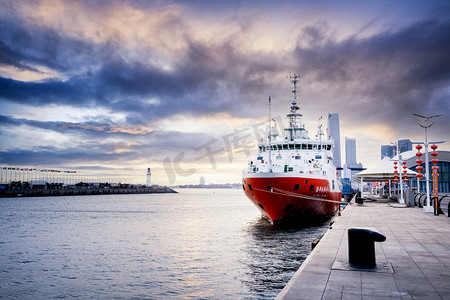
<box><xmin>243</xmin><ymin>175</ymin><xmax>341</xmax><ymax>225</ymax></box>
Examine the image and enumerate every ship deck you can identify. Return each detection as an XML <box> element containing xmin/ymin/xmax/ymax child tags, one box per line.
<box><xmin>276</xmin><ymin>194</ymin><xmax>450</xmax><ymax>299</ymax></box>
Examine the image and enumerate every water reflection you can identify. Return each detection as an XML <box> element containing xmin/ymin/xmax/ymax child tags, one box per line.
<box><xmin>242</xmin><ymin>217</ymin><xmax>331</xmax><ymax>298</ymax></box>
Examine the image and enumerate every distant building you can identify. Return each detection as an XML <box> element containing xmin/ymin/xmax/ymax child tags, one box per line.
<box><xmin>345</xmin><ymin>137</ymin><xmax>357</xmax><ymax>165</ymax></box>
<box><xmin>199</xmin><ymin>176</ymin><xmax>205</xmax><ymax>186</ymax></box>
<box><xmin>327</xmin><ymin>113</ymin><xmax>342</xmax><ymax>176</ymax></box>
<box><xmin>343</xmin><ymin>137</ymin><xmax>363</xmax><ymax>189</ymax></box>
<box><xmin>398</xmin><ymin>139</ymin><xmax>412</xmax><ymax>154</ymax></box>
<box><xmin>146</xmin><ymin>168</ymin><xmax>151</xmax><ymax>186</ymax></box>
<box><xmin>381</xmin><ymin>145</ymin><xmax>396</xmax><ymax>159</ymax></box>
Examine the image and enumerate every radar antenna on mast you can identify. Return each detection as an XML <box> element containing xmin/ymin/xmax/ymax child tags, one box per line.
<box><xmin>268</xmin><ymin>96</ymin><xmax>273</xmax><ymax>172</ymax></box>
<box><xmin>289</xmin><ymin>74</ymin><xmax>300</xmax><ymax>104</ymax></box>
<box><xmin>316</xmin><ymin>116</ymin><xmax>324</xmax><ymax>149</ymax></box>
<box><xmin>285</xmin><ymin>74</ymin><xmax>305</xmax><ymax>140</ymax></box>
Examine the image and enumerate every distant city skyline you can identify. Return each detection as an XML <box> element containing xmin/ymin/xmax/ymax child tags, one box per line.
<box><xmin>0</xmin><ymin>0</ymin><xmax>449</xmax><ymax>185</ymax></box>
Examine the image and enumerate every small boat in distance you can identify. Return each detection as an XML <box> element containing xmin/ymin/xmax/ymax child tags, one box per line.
<box><xmin>242</xmin><ymin>74</ymin><xmax>342</xmax><ymax>224</ymax></box>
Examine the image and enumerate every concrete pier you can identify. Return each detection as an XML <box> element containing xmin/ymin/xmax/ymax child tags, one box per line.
<box><xmin>277</xmin><ymin>195</ymin><xmax>450</xmax><ymax>299</ymax></box>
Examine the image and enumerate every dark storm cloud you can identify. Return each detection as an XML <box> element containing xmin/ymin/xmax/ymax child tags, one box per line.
<box><xmin>0</xmin><ymin>6</ymin><xmax>283</xmax><ymax>124</ymax></box>
<box><xmin>0</xmin><ymin>115</ymin><xmax>154</xmax><ymax>137</ymax></box>
<box><xmin>3</xmin><ymin>11</ymin><xmax>448</xmax><ymax>129</ymax></box>
<box><xmin>294</xmin><ymin>17</ymin><xmax>450</xmax><ymax>124</ymax></box>
<box><xmin>0</xmin><ymin>127</ymin><xmax>217</xmax><ymax>166</ymax></box>
<box><xmin>0</xmin><ymin>148</ymin><xmax>123</xmax><ymax>166</ymax></box>
<box><xmin>0</xmin><ymin>16</ymin><xmax>98</xmax><ymax>74</ymax></box>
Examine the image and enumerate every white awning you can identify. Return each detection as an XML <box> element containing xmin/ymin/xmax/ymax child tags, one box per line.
<box><xmin>355</xmin><ymin>157</ymin><xmax>418</xmax><ymax>182</ymax></box>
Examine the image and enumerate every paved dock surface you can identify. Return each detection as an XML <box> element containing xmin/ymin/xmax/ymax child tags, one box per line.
<box><xmin>277</xmin><ymin>196</ymin><xmax>450</xmax><ymax>299</ymax></box>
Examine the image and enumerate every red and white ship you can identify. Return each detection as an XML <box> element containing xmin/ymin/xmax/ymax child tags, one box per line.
<box><xmin>242</xmin><ymin>75</ymin><xmax>342</xmax><ymax>224</ymax></box>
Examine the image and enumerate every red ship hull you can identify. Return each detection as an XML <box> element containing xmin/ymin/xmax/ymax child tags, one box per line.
<box><xmin>243</xmin><ymin>175</ymin><xmax>341</xmax><ymax>224</ymax></box>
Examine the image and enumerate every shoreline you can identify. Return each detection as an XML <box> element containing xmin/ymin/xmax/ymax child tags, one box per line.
<box><xmin>0</xmin><ymin>186</ymin><xmax>177</xmax><ymax>198</ymax></box>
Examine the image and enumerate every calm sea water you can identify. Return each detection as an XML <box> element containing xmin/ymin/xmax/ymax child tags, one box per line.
<box><xmin>0</xmin><ymin>189</ymin><xmax>330</xmax><ymax>299</ymax></box>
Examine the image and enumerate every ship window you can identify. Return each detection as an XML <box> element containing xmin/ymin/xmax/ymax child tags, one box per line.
<box><xmin>248</xmin><ymin>184</ymin><xmax>253</xmax><ymax>190</ymax></box>
<box><xmin>308</xmin><ymin>144</ymin><xmax>312</xmax><ymax>150</ymax></box>
<box><xmin>313</xmin><ymin>144</ymin><xmax>317</xmax><ymax>149</ymax></box>
<box><xmin>305</xmin><ymin>180</ymin><xmax>308</xmax><ymax>184</ymax></box>
<box><xmin>310</xmin><ymin>184</ymin><xmax>315</xmax><ymax>191</ymax></box>
<box><xmin>284</xmin><ymin>165</ymin><xmax>288</xmax><ymax>173</ymax></box>
<box><xmin>302</xmin><ymin>144</ymin><xmax>307</xmax><ymax>149</ymax></box>
<box><xmin>294</xmin><ymin>184</ymin><xmax>300</xmax><ymax>191</ymax></box>
<box><xmin>318</xmin><ymin>145</ymin><xmax>321</xmax><ymax>150</ymax></box>
<box><xmin>266</xmin><ymin>146</ymin><xmax>269</xmax><ymax>151</ymax></box>
<box><xmin>242</xmin><ymin>184</ymin><xmax>245</xmax><ymax>190</ymax></box>
<box><xmin>278</xmin><ymin>145</ymin><xmax>282</xmax><ymax>150</ymax></box>
<box><xmin>295</xmin><ymin>144</ymin><xmax>300</xmax><ymax>150</ymax></box>
<box><xmin>289</xmin><ymin>144</ymin><xmax>294</xmax><ymax>150</ymax></box>
<box><xmin>327</xmin><ymin>145</ymin><xmax>331</xmax><ymax>150</ymax></box>
<box><xmin>283</xmin><ymin>144</ymin><xmax>288</xmax><ymax>150</ymax></box>
<box><xmin>288</xmin><ymin>167</ymin><xmax>294</xmax><ymax>172</ymax></box>
<box><xmin>332</xmin><ymin>180</ymin><xmax>335</xmax><ymax>189</ymax></box>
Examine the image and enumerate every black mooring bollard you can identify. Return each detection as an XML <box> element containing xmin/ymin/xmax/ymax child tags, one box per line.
<box><xmin>348</xmin><ymin>227</ymin><xmax>386</xmax><ymax>269</ymax></box>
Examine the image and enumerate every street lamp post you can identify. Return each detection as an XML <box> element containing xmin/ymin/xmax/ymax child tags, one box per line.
<box><xmin>412</xmin><ymin>113</ymin><xmax>444</xmax><ymax>213</ymax></box>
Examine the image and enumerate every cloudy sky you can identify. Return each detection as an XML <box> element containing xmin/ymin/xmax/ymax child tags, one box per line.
<box><xmin>1</xmin><ymin>0</ymin><xmax>449</xmax><ymax>185</ymax></box>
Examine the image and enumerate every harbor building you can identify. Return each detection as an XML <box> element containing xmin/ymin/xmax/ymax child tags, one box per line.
<box><xmin>199</xmin><ymin>176</ymin><xmax>205</xmax><ymax>186</ymax></box>
<box><xmin>404</xmin><ymin>150</ymin><xmax>450</xmax><ymax>193</ymax></box>
<box><xmin>398</xmin><ymin>139</ymin><xmax>412</xmax><ymax>153</ymax></box>
<box><xmin>327</xmin><ymin>113</ymin><xmax>342</xmax><ymax>176</ymax></box>
<box><xmin>381</xmin><ymin>144</ymin><xmax>396</xmax><ymax>159</ymax></box>
<box><xmin>380</xmin><ymin>139</ymin><xmax>413</xmax><ymax>159</ymax></box>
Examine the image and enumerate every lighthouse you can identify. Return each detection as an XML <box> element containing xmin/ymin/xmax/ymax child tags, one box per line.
<box><xmin>146</xmin><ymin>168</ymin><xmax>151</xmax><ymax>187</ymax></box>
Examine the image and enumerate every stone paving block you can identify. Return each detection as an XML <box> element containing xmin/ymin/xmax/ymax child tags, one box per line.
<box><xmin>322</xmin><ymin>286</ymin><xmax>343</xmax><ymax>300</ymax></box>
<box><xmin>361</xmin><ymin>272</ymin><xmax>396</xmax><ymax>289</ymax></box>
<box><xmin>402</xmin><ymin>242</ymin><xmax>428</xmax><ymax>252</ymax></box>
<box><xmin>341</xmin><ymin>285</ymin><xmax>362</xmax><ymax>300</ymax></box>
<box><xmin>282</xmin><ymin>286</ymin><xmax>324</xmax><ymax>300</ymax></box>
<box><xmin>424</xmin><ymin>243</ymin><xmax>449</xmax><ymax>253</ymax></box>
<box><xmin>361</xmin><ymin>288</ymin><xmax>407</xmax><ymax>298</ymax></box>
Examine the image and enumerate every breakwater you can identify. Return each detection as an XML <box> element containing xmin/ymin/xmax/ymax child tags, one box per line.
<box><xmin>0</xmin><ymin>185</ymin><xmax>177</xmax><ymax>197</ymax></box>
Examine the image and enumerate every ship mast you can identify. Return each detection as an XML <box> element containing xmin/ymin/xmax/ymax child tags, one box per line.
<box><xmin>317</xmin><ymin>116</ymin><xmax>324</xmax><ymax>150</ymax></box>
<box><xmin>268</xmin><ymin>96</ymin><xmax>273</xmax><ymax>172</ymax></box>
<box><xmin>285</xmin><ymin>74</ymin><xmax>306</xmax><ymax>141</ymax></box>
